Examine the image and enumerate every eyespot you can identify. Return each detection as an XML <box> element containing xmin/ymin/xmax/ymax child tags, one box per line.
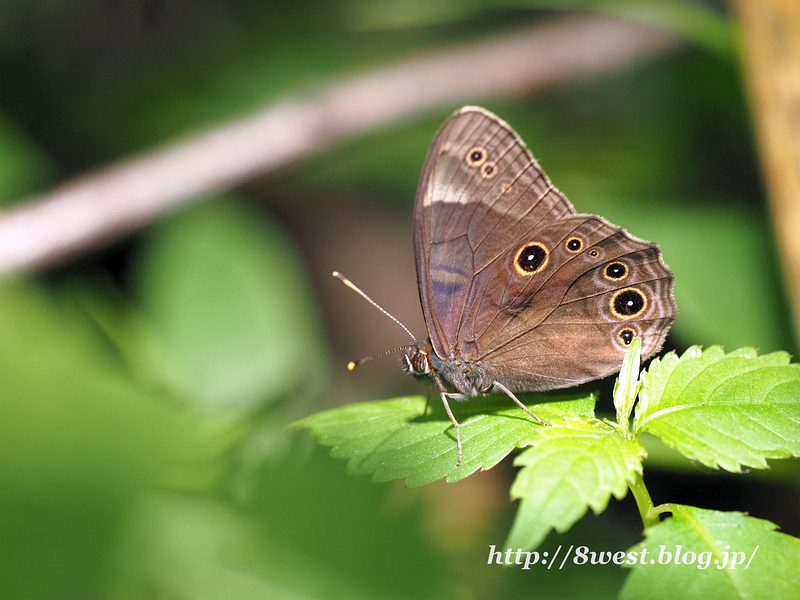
<box><xmin>610</xmin><ymin>287</ymin><xmax>647</xmax><ymax>319</ymax></box>
<box><xmin>481</xmin><ymin>161</ymin><xmax>498</xmax><ymax>179</ymax></box>
<box><xmin>616</xmin><ymin>327</ymin><xmax>636</xmax><ymax>347</ymax></box>
<box><xmin>466</xmin><ymin>146</ymin><xmax>487</xmax><ymax>166</ymax></box>
<box><xmin>565</xmin><ymin>237</ymin><xmax>583</xmax><ymax>253</ymax></box>
<box><xmin>515</xmin><ymin>243</ymin><xmax>549</xmax><ymax>275</ymax></box>
<box><xmin>604</xmin><ymin>261</ymin><xmax>628</xmax><ymax>280</ymax></box>
<box><xmin>589</xmin><ymin>249</ymin><xmax>599</xmax><ymax>258</ymax></box>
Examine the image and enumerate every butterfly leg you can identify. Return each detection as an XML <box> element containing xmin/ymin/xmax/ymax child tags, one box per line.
<box><xmin>439</xmin><ymin>392</ymin><xmax>464</xmax><ymax>467</ymax></box>
<box><xmin>421</xmin><ymin>394</ymin><xmax>431</xmax><ymax>417</ymax></box>
<box><xmin>492</xmin><ymin>381</ymin><xmax>547</xmax><ymax>426</ymax></box>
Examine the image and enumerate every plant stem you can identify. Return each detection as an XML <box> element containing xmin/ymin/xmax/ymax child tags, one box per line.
<box><xmin>629</xmin><ymin>472</ymin><xmax>660</xmax><ymax>529</ymax></box>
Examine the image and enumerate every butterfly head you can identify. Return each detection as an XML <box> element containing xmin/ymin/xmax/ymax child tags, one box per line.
<box><xmin>401</xmin><ymin>339</ymin><xmax>443</xmax><ymax>377</ymax></box>
<box><xmin>401</xmin><ymin>341</ymin><xmax>435</xmax><ymax>377</ymax></box>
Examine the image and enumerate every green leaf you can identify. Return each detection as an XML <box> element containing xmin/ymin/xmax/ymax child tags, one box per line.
<box><xmin>293</xmin><ymin>394</ymin><xmax>595</xmax><ymax>487</ymax></box>
<box><xmin>134</xmin><ymin>197</ymin><xmax>328</xmax><ymax>414</ymax></box>
<box><xmin>635</xmin><ymin>346</ymin><xmax>800</xmax><ymax>472</ymax></box>
<box><xmin>621</xmin><ymin>505</ymin><xmax>800</xmax><ymax>600</ymax></box>
<box><xmin>506</xmin><ymin>418</ymin><xmax>645</xmax><ymax>550</ymax></box>
<box><xmin>614</xmin><ymin>336</ymin><xmax>642</xmax><ymax>431</ymax></box>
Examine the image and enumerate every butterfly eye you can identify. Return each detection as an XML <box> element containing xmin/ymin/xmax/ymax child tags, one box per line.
<box><xmin>481</xmin><ymin>161</ymin><xmax>498</xmax><ymax>179</ymax></box>
<box><xmin>405</xmin><ymin>349</ymin><xmax>431</xmax><ymax>375</ymax></box>
<box><xmin>604</xmin><ymin>262</ymin><xmax>628</xmax><ymax>280</ymax></box>
<box><xmin>515</xmin><ymin>243</ymin><xmax>549</xmax><ymax>275</ymax></box>
<box><xmin>616</xmin><ymin>327</ymin><xmax>637</xmax><ymax>347</ymax></box>
<box><xmin>466</xmin><ymin>146</ymin><xmax>487</xmax><ymax>166</ymax></box>
<box><xmin>610</xmin><ymin>288</ymin><xmax>647</xmax><ymax>319</ymax></box>
<box><xmin>565</xmin><ymin>237</ymin><xmax>583</xmax><ymax>253</ymax></box>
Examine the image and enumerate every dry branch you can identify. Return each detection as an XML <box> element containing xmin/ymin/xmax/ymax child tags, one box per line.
<box><xmin>0</xmin><ymin>14</ymin><xmax>680</xmax><ymax>274</ymax></box>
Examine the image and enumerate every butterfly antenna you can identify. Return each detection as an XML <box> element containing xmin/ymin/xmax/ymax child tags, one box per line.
<box><xmin>332</xmin><ymin>271</ymin><xmax>419</xmax><ymax>370</ymax></box>
<box><xmin>346</xmin><ymin>344</ymin><xmax>415</xmax><ymax>371</ymax></box>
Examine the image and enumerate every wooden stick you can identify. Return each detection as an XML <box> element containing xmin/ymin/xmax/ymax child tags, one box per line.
<box><xmin>0</xmin><ymin>14</ymin><xmax>679</xmax><ymax>274</ymax></box>
<box><xmin>732</xmin><ymin>0</ymin><xmax>800</xmax><ymax>341</ymax></box>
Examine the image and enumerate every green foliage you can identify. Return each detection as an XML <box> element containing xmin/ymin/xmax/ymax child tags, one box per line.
<box><xmin>614</xmin><ymin>334</ymin><xmax>643</xmax><ymax>427</ymax></box>
<box><xmin>85</xmin><ymin>195</ymin><xmax>455</xmax><ymax>600</ymax></box>
<box><xmin>298</xmin><ymin>340</ymin><xmax>800</xmax><ymax>596</ymax></box>
<box><xmin>636</xmin><ymin>346</ymin><xmax>800</xmax><ymax>471</ymax></box>
<box><xmin>114</xmin><ymin>461</ymin><xmax>451</xmax><ymax>600</ymax></box>
<box><xmin>133</xmin><ymin>199</ymin><xmax>328</xmax><ymax>414</ymax></box>
<box><xmin>0</xmin><ymin>191</ymin><xmax>464</xmax><ymax>599</ymax></box>
<box><xmin>621</xmin><ymin>506</ymin><xmax>800</xmax><ymax>600</ymax></box>
<box><xmin>0</xmin><ymin>1</ymin><xmax>797</xmax><ymax>598</ymax></box>
<box><xmin>0</xmin><ymin>278</ymin><xmax>206</xmax><ymax>598</ymax></box>
<box><xmin>294</xmin><ymin>394</ymin><xmax>594</xmax><ymax>486</ymax></box>
<box><xmin>507</xmin><ymin>417</ymin><xmax>645</xmax><ymax>549</ymax></box>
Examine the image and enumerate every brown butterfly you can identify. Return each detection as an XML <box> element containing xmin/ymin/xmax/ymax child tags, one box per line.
<box><xmin>337</xmin><ymin>106</ymin><xmax>675</xmax><ymax>465</ymax></box>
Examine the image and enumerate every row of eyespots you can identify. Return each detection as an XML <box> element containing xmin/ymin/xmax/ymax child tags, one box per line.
<box><xmin>514</xmin><ymin>240</ymin><xmax>628</xmax><ymax>279</ymax></box>
<box><xmin>563</xmin><ymin>238</ymin><xmax>646</xmax><ymax>345</ymax></box>
<box><xmin>564</xmin><ymin>236</ymin><xmax>600</xmax><ymax>258</ymax></box>
<box><xmin>512</xmin><ymin>241</ymin><xmax>648</xmax><ymax>322</ymax></box>
<box><xmin>465</xmin><ymin>146</ymin><xmax>498</xmax><ymax>179</ymax></box>
<box><xmin>463</xmin><ymin>146</ymin><xmax>648</xmax><ymax>350</ymax></box>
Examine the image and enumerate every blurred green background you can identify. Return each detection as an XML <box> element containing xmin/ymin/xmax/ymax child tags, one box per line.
<box><xmin>0</xmin><ymin>1</ymin><xmax>798</xmax><ymax>598</ymax></box>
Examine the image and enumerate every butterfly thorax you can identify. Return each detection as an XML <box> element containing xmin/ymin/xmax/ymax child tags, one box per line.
<box><xmin>403</xmin><ymin>339</ymin><xmax>492</xmax><ymax>399</ymax></box>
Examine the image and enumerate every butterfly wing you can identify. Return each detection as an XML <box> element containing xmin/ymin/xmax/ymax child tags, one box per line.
<box><xmin>413</xmin><ymin>107</ymin><xmax>675</xmax><ymax>392</ymax></box>
<box><xmin>463</xmin><ymin>216</ymin><xmax>675</xmax><ymax>391</ymax></box>
<box><xmin>414</xmin><ymin>106</ymin><xmax>576</xmax><ymax>360</ymax></box>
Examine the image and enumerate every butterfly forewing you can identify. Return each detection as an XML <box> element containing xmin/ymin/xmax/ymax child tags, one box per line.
<box><xmin>414</xmin><ymin>107</ymin><xmax>576</xmax><ymax>359</ymax></box>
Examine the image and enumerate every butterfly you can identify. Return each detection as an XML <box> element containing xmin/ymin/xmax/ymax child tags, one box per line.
<box><xmin>337</xmin><ymin>106</ymin><xmax>675</xmax><ymax>466</ymax></box>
